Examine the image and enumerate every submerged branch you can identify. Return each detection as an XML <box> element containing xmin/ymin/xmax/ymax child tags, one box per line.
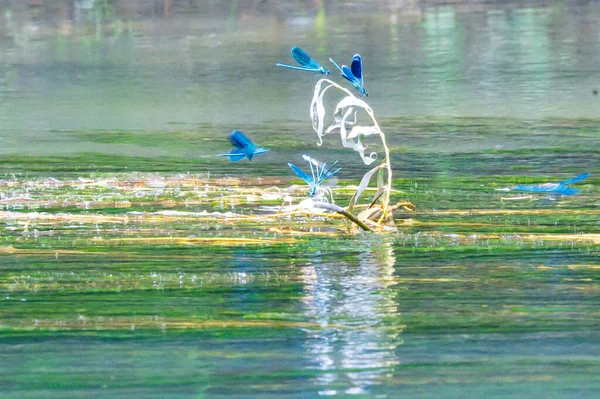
<box><xmin>312</xmin><ymin>202</ymin><xmax>374</xmax><ymax>232</ymax></box>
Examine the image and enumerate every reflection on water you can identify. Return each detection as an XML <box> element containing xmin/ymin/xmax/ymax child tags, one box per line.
<box><xmin>3</xmin><ymin>235</ymin><xmax>599</xmax><ymax>397</ymax></box>
<box><xmin>301</xmin><ymin>240</ymin><xmax>402</xmax><ymax>395</ymax></box>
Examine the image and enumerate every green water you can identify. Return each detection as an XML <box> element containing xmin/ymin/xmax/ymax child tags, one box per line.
<box><xmin>2</xmin><ymin>1</ymin><xmax>600</xmax><ymax>398</ymax></box>
<box><xmin>1</xmin><ymin>116</ymin><xmax>599</xmax><ymax>397</ymax></box>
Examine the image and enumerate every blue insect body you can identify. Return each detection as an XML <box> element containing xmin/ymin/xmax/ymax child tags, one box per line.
<box><xmin>288</xmin><ymin>155</ymin><xmax>340</xmax><ymax>196</ymax></box>
<box><xmin>217</xmin><ymin>130</ymin><xmax>268</xmax><ymax>162</ymax></box>
<box><xmin>276</xmin><ymin>47</ymin><xmax>330</xmax><ymax>76</ymax></box>
<box><xmin>329</xmin><ymin>54</ymin><xmax>368</xmax><ymax>97</ymax></box>
<box><xmin>513</xmin><ymin>172</ymin><xmax>590</xmax><ymax>195</ymax></box>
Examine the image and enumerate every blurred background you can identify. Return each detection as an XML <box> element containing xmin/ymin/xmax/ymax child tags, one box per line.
<box><xmin>1</xmin><ymin>0</ymin><xmax>599</xmax><ymax>133</ymax></box>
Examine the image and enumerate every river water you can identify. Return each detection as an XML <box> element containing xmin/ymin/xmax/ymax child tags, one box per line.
<box><xmin>1</xmin><ymin>1</ymin><xmax>599</xmax><ymax>398</ymax></box>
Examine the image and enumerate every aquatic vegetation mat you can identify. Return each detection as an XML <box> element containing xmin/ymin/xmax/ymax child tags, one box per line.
<box><xmin>1</xmin><ymin>117</ymin><xmax>599</xmax><ymax>397</ymax></box>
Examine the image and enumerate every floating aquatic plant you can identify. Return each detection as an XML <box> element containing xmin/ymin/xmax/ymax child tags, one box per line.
<box><xmin>307</xmin><ymin>78</ymin><xmax>414</xmax><ymax>230</ymax></box>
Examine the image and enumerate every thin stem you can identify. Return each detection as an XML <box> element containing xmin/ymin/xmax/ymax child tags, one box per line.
<box><xmin>367</xmin><ymin>116</ymin><xmax>392</xmax><ymax>222</ymax></box>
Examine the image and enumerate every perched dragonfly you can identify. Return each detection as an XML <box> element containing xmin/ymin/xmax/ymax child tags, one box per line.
<box><xmin>512</xmin><ymin>172</ymin><xmax>590</xmax><ymax>195</ymax></box>
<box><xmin>276</xmin><ymin>46</ymin><xmax>330</xmax><ymax>76</ymax></box>
<box><xmin>288</xmin><ymin>155</ymin><xmax>340</xmax><ymax>197</ymax></box>
<box><xmin>216</xmin><ymin>130</ymin><xmax>268</xmax><ymax>162</ymax></box>
<box><xmin>329</xmin><ymin>54</ymin><xmax>368</xmax><ymax>97</ymax></box>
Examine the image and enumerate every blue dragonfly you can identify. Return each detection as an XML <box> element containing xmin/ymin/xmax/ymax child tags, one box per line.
<box><xmin>276</xmin><ymin>46</ymin><xmax>330</xmax><ymax>76</ymax></box>
<box><xmin>512</xmin><ymin>172</ymin><xmax>590</xmax><ymax>195</ymax></box>
<box><xmin>217</xmin><ymin>130</ymin><xmax>268</xmax><ymax>162</ymax></box>
<box><xmin>288</xmin><ymin>155</ymin><xmax>340</xmax><ymax>197</ymax></box>
<box><xmin>329</xmin><ymin>54</ymin><xmax>368</xmax><ymax>97</ymax></box>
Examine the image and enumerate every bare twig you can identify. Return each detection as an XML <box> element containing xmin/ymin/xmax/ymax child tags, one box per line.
<box><xmin>312</xmin><ymin>202</ymin><xmax>374</xmax><ymax>232</ymax></box>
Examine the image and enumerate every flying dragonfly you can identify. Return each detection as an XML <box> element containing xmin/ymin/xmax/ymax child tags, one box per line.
<box><xmin>276</xmin><ymin>46</ymin><xmax>330</xmax><ymax>76</ymax></box>
<box><xmin>216</xmin><ymin>130</ymin><xmax>268</xmax><ymax>162</ymax></box>
<box><xmin>329</xmin><ymin>54</ymin><xmax>368</xmax><ymax>97</ymax></box>
<box><xmin>288</xmin><ymin>155</ymin><xmax>340</xmax><ymax>197</ymax></box>
<box><xmin>512</xmin><ymin>172</ymin><xmax>590</xmax><ymax>195</ymax></box>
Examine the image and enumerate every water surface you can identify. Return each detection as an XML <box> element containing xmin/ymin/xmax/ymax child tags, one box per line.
<box><xmin>1</xmin><ymin>1</ymin><xmax>600</xmax><ymax>398</ymax></box>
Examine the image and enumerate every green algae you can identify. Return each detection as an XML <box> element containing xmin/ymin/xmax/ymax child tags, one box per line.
<box><xmin>1</xmin><ymin>116</ymin><xmax>600</xmax><ymax>397</ymax></box>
